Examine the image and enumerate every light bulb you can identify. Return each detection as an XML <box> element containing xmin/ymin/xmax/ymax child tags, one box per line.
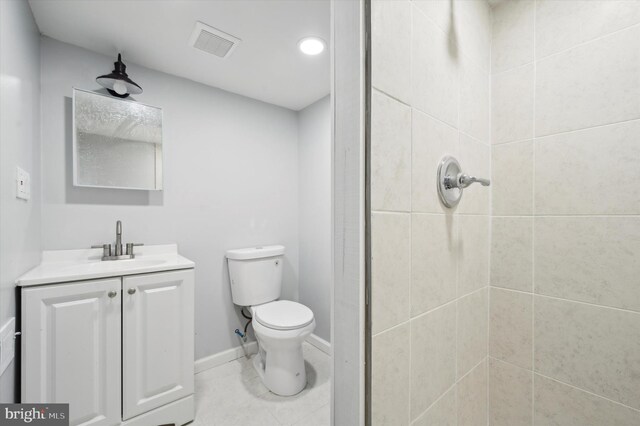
<box><xmin>298</xmin><ymin>37</ymin><xmax>325</xmax><ymax>55</ymax></box>
<box><xmin>113</xmin><ymin>80</ymin><xmax>127</xmax><ymax>95</ymax></box>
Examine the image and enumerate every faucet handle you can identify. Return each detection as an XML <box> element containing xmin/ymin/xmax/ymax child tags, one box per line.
<box><xmin>92</xmin><ymin>244</ymin><xmax>111</xmax><ymax>258</ymax></box>
<box><xmin>125</xmin><ymin>243</ymin><xmax>144</xmax><ymax>256</ymax></box>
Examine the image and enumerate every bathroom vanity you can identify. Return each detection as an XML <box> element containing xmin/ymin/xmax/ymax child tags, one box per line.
<box><xmin>16</xmin><ymin>244</ymin><xmax>195</xmax><ymax>426</ymax></box>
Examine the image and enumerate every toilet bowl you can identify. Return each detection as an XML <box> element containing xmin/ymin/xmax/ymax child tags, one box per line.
<box><xmin>250</xmin><ymin>300</ymin><xmax>315</xmax><ymax>396</ymax></box>
<box><xmin>226</xmin><ymin>245</ymin><xmax>315</xmax><ymax>396</ymax></box>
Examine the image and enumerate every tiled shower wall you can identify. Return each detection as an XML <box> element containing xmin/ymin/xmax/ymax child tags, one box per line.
<box><xmin>488</xmin><ymin>1</ymin><xmax>640</xmax><ymax>425</ymax></box>
<box><xmin>371</xmin><ymin>1</ymin><xmax>492</xmax><ymax>424</ymax></box>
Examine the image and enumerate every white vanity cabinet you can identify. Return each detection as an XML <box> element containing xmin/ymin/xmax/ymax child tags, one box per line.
<box><xmin>22</xmin><ymin>278</ymin><xmax>122</xmax><ymax>426</ymax></box>
<box><xmin>19</xmin><ymin>248</ymin><xmax>195</xmax><ymax>426</ymax></box>
<box><xmin>122</xmin><ymin>271</ymin><xmax>194</xmax><ymax>420</ymax></box>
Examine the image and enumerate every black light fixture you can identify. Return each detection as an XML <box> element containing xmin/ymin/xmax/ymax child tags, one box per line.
<box><xmin>96</xmin><ymin>53</ymin><xmax>143</xmax><ymax>98</ymax></box>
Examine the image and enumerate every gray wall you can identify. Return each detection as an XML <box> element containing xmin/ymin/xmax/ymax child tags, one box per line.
<box><xmin>39</xmin><ymin>37</ymin><xmax>300</xmax><ymax>360</ymax></box>
<box><xmin>298</xmin><ymin>95</ymin><xmax>331</xmax><ymax>342</ymax></box>
<box><xmin>0</xmin><ymin>0</ymin><xmax>42</xmax><ymax>402</ymax></box>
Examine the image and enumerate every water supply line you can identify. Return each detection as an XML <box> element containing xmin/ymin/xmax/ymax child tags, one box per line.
<box><xmin>234</xmin><ymin>307</ymin><xmax>253</xmax><ymax>343</ymax></box>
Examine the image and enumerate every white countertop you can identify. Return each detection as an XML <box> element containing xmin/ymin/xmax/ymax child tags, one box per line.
<box><xmin>16</xmin><ymin>244</ymin><xmax>194</xmax><ymax>287</ymax></box>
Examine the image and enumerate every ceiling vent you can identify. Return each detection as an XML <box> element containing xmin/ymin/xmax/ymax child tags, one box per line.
<box><xmin>189</xmin><ymin>21</ymin><xmax>241</xmax><ymax>59</ymax></box>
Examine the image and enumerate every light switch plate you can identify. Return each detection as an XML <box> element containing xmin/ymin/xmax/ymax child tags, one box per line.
<box><xmin>0</xmin><ymin>317</ymin><xmax>16</xmax><ymax>375</ymax></box>
<box><xmin>16</xmin><ymin>166</ymin><xmax>30</xmax><ymax>200</ymax></box>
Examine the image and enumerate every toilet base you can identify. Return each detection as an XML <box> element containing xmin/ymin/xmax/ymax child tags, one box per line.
<box><xmin>251</xmin><ymin>318</ymin><xmax>315</xmax><ymax>396</ymax></box>
<box><xmin>253</xmin><ymin>344</ymin><xmax>307</xmax><ymax>396</ymax></box>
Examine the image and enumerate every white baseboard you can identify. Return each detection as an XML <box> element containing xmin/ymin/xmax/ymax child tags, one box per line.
<box><xmin>195</xmin><ymin>333</ymin><xmax>331</xmax><ymax>375</ymax></box>
<box><xmin>194</xmin><ymin>340</ymin><xmax>258</xmax><ymax>374</ymax></box>
<box><xmin>306</xmin><ymin>333</ymin><xmax>331</xmax><ymax>355</ymax></box>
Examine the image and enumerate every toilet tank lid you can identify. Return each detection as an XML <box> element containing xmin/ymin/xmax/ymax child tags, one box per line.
<box><xmin>226</xmin><ymin>245</ymin><xmax>285</xmax><ymax>260</ymax></box>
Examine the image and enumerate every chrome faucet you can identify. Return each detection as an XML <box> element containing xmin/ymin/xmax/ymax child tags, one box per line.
<box><xmin>115</xmin><ymin>220</ymin><xmax>123</xmax><ymax>256</ymax></box>
<box><xmin>92</xmin><ymin>220</ymin><xmax>143</xmax><ymax>261</ymax></box>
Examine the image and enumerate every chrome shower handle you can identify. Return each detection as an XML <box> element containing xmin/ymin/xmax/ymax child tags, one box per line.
<box><xmin>457</xmin><ymin>174</ymin><xmax>490</xmax><ymax>188</ymax></box>
<box><xmin>443</xmin><ymin>173</ymin><xmax>490</xmax><ymax>190</ymax></box>
<box><xmin>437</xmin><ymin>156</ymin><xmax>491</xmax><ymax>208</ymax></box>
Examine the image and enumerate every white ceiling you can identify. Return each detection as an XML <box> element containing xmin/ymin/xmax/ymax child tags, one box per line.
<box><xmin>28</xmin><ymin>0</ymin><xmax>330</xmax><ymax>111</ymax></box>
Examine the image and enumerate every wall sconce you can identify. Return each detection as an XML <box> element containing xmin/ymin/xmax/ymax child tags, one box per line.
<box><xmin>96</xmin><ymin>53</ymin><xmax>143</xmax><ymax>98</ymax></box>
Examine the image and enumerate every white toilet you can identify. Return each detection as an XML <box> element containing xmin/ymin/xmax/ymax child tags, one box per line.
<box><xmin>226</xmin><ymin>245</ymin><xmax>315</xmax><ymax>396</ymax></box>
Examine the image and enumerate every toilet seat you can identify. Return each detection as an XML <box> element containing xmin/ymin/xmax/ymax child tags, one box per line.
<box><xmin>253</xmin><ymin>300</ymin><xmax>314</xmax><ymax>330</ymax></box>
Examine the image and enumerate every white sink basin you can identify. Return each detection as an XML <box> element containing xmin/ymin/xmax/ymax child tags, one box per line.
<box><xmin>17</xmin><ymin>244</ymin><xmax>194</xmax><ymax>287</ymax></box>
<box><xmin>57</xmin><ymin>258</ymin><xmax>166</xmax><ymax>273</ymax></box>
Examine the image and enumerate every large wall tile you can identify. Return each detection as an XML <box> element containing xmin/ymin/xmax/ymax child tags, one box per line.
<box><xmin>411</xmin><ymin>386</ymin><xmax>456</xmax><ymax>426</ymax></box>
<box><xmin>412</xmin><ymin>213</ymin><xmax>457</xmax><ymax>316</ymax></box>
<box><xmin>457</xmin><ymin>289</ymin><xmax>488</xmax><ymax>378</ymax></box>
<box><xmin>534</xmin><ymin>374</ymin><xmax>640</xmax><ymax>426</ymax></box>
<box><xmin>372</xmin><ymin>212</ymin><xmax>411</xmax><ymax>334</ymax></box>
<box><xmin>457</xmin><ymin>134</ymin><xmax>490</xmax><ymax>214</ymax></box>
<box><xmin>490</xmin><ymin>217</ymin><xmax>533</xmax><ymax>292</ymax></box>
<box><xmin>535</xmin><ymin>26</ymin><xmax>640</xmax><ymax>137</ymax></box>
<box><xmin>492</xmin><ymin>141</ymin><xmax>533</xmax><ymax>216</ymax></box>
<box><xmin>372</xmin><ymin>323</ymin><xmax>411</xmax><ymax>425</ymax></box>
<box><xmin>492</xmin><ymin>65</ymin><xmax>534</xmax><ymax>145</ymax></box>
<box><xmin>491</xmin><ymin>0</ymin><xmax>534</xmax><ymax>74</ymax></box>
<box><xmin>536</xmin><ymin>216</ymin><xmax>640</xmax><ymax>312</ymax></box>
<box><xmin>412</xmin><ymin>8</ymin><xmax>459</xmax><ymax>127</ymax></box>
<box><xmin>411</xmin><ymin>303</ymin><xmax>456</xmax><ymax>420</ymax></box>
<box><xmin>458</xmin><ymin>215</ymin><xmax>489</xmax><ymax>297</ymax></box>
<box><xmin>372</xmin><ymin>0</ymin><xmax>412</xmax><ymax>104</ymax></box>
<box><xmin>456</xmin><ymin>0</ymin><xmax>492</xmax><ymax>74</ymax></box>
<box><xmin>535</xmin><ymin>120</ymin><xmax>640</xmax><ymax>215</ymax></box>
<box><xmin>536</xmin><ymin>0</ymin><xmax>640</xmax><ymax>59</ymax></box>
<box><xmin>371</xmin><ymin>90</ymin><xmax>412</xmax><ymax>211</ymax></box>
<box><xmin>412</xmin><ymin>0</ymin><xmax>451</xmax><ymax>34</ymax></box>
<box><xmin>490</xmin><ymin>288</ymin><xmax>533</xmax><ymax>370</ymax></box>
<box><xmin>412</xmin><ymin>110</ymin><xmax>458</xmax><ymax>213</ymax></box>
<box><xmin>535</xmin><ymin>297</ymin><xmax>640</xmax><ymax>409</ymax></box>
<box><xmin>489</xmin><ymin>358</ymin><xmax>533</xmax><ymax>426</ymax></box>
<box><xmin>459</xmin><ymin>55</ymin><xmax>490</xmax><ymax>143</ymax></box>
<box><xmin>457</xmin><ymin>360</ymin><xmax>488</xmax><ymax>426</ymax></box>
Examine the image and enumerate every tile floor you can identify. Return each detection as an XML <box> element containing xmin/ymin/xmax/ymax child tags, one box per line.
<box><xmin>192</xmin><ymin>343</ymin><xmax>331</xmax><ymax>426</ymax></box>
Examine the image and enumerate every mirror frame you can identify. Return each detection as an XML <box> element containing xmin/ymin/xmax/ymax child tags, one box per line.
<box><xmin>72</xmin><ymin>87</ymin><xmax>164</xmax><ymax>191</ymax></box>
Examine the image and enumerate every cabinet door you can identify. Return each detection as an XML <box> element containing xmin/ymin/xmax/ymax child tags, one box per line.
<box><xmin>122</xmin><ymin>269</ymin><xmax>194</xmax><ymax>420</ymax></box>
<box><xmin>21</xmin><ymin>279</ymin><xmax>122</xmax><ymax>426</ymax></box>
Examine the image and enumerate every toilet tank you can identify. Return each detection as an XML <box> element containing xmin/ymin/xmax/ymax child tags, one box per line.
<box><xmin>226</xmin><ymin>245</ymin><xmax>285</xmax><ymax>306</ymax></box>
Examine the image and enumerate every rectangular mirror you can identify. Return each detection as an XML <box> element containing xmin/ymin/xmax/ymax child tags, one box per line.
<box><xmin>73</xmin><ymin>88</ymin><xmax>163</xmax><ymax>190</ymax></box>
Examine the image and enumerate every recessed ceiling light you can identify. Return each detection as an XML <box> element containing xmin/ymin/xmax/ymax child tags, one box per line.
<box><xmin>298</xmin><ymin>37</ymin><xmax>325</xmax><ymax>55</ymax></box>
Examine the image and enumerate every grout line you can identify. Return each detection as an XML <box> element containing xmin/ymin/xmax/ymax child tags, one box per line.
<box><xmin>371</xmin><ymin>86</ymin><xmax>411</xmax><ymax>109</ymax></box>
<box><xmin>531</xmin><ymin>2</ymin><xmax>537</xmax><ymax>423</ymax></box>
<box><xmin>374</xmin><ymin>85</ymin><xmax>494</xmax><ymax>149</ymax></box>
<box><xmin>533</xmin><ymin>371</ymin><xmax>640</xmax><ymax>415</ymax></box>
<box><xmin>459</xmin><ymin>129</ymin><xmax>492</xmax><ymax>148</ymax></box>
<box><xmin>491</xmin><ymin>60</ymin><xmax>536</xmax><ymax>77</ymax></box>
<box><xmin>494</xmin><ymin>116</ymin><xmax>640</xmax><ymax>147</ymax></box>
<box><xmin>411</xmin><ymin>0</ymin><xmax>491</xmax><ymax>76</ymax></box>
<box><xmin>492</xmin><ymin>22</ymin><xmax>640</xmax><ymax>76</ymax></box>
<box><xmin>534</xmin><ymin>22</ymin><xmax>640</xmax><ymax>62</ymax></box>
<box><xmin>487</xmin><ymin>6</ymin><xmax>494</xmax><ymax>421</ymax></box>
<box><xmin>372</xmin><ymin>210</ymin><xmax>494</xmax><ymax>217</ymax></box>
<box><xmin>492</xmin><ymin>137</ymin><xmax>534</xmax><ymax>147</ymax></box>
<box><xmin>412</xmin><ymin>356</ymin><xmax>488</xmax><ymax>425</ymax></box>
<box><xmin>490</xmin><ymin>286</ymin><xmax>640</xmax><ymax>316</ymax></box>
<box><xmin>489</xmin><ymin>356</ymin><xmax>640</xmax><ymax>415</ymax></box>
<box><xmin>535</xmin><ymin>117</ymin><xmax>640</xmax><ymax>140</ymax></box>
<box><xmin>408</xmin><ymin>4</ymin><xmax>414</xmax><ymax>414</ymax></box>
<box><xmin>419</xmin><ymin>286</ymin><xmax>488</xmax><ymax>321</ymax></box>
<box><xmin>455</xmin><ymin>22</ymin><xmax>462</xmax><ymax>422</ymax></box>
<box><xmin>492</xmin><ymin>214</ymin><xmax>640</xmax><ymax>218</ymax></box>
